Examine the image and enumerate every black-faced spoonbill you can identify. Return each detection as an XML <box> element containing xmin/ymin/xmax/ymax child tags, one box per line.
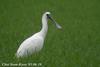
<box><xmin>16</xmin><ymin>12</ymin><xmax>62</xmax><ymax>58</ymax></box>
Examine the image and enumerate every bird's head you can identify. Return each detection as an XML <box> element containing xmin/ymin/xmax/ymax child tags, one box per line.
<box><xmin>44</xmin><ymin>12</ymin><xmax>62</xmax><ymax>29</ymax></box>
<box><xmin>45</xmin><ymin>12</ymin><xmax>51</xmax><ymax>15</ymax></box>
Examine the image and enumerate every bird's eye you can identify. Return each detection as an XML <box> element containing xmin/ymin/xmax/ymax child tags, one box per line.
<box><xmin>46</xmin><ymin>14</ymin><xmax>49</xmax><ymax>16</ymax></box>
<box><xmin>47</xmin><ymin>14</ymin><xmax>50</xmax><ymax>19</ymax></box>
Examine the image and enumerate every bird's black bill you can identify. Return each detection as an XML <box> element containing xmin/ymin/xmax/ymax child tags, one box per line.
<box><xmin>47</xmin><ymin>14</ymin><xmax>62</xmax><ymax>29</ymax></box>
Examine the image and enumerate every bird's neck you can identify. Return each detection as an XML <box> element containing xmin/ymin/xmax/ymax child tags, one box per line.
<box><xmin>40</xmin><ymin>14</ymin><xmax>48</xmax><ymax>38</ymax></box>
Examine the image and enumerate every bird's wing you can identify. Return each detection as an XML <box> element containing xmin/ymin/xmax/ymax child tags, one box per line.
<box><xmin>16</xmin><ymin>36</ymin><xmax>44</xmax><ymax>57</ymax></box>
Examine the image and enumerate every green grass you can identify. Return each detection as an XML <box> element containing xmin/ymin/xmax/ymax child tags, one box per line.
<box><xmin>0</xmin><ymin>0</ymin><xmax>100</xmax><ymax>67</ymax></box>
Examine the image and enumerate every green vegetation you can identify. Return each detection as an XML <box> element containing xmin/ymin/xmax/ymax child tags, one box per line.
<box><xmin>0</xmin><ymin>0</ymin><xmax>100</xmax><ymax>67</ymax></box>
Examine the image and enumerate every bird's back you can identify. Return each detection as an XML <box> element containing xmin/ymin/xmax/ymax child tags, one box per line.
<box><xmin>16</xmin><ymin>33</ymin><xmax>44</xmax><ymax>58</ymax></box>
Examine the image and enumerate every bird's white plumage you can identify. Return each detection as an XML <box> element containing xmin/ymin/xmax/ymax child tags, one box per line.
<box><xmin>16</xmin><ymin>12</ymin><xmax>61</xmax><ymax>58</ymax></box>
<box><xmin>16</xmin><ymin>32</ymin><xmax>44</xmax><ymax>58</ymax></box>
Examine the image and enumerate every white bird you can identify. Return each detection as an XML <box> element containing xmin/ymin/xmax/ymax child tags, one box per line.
<box><xmin>16</xmin><ymin>12</ymin><xmax>62</xmax><ymax>58</ymax></box>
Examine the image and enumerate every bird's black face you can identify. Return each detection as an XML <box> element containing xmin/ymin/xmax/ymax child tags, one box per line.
<box><xmin>46</xmin><ymin>14</ymin><xmax>62</xmax><ymax>29</ymax></box>
<box><xmin>47</xmin><ymin>14</ymin><xmax>51</xmax><ymax>19</ymax></box>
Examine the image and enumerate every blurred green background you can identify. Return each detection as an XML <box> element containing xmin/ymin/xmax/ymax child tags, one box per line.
<box><xmin>0</xmin><ymin>0</ymin><xmax>100</xmax><ymax>67</ymax></box>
